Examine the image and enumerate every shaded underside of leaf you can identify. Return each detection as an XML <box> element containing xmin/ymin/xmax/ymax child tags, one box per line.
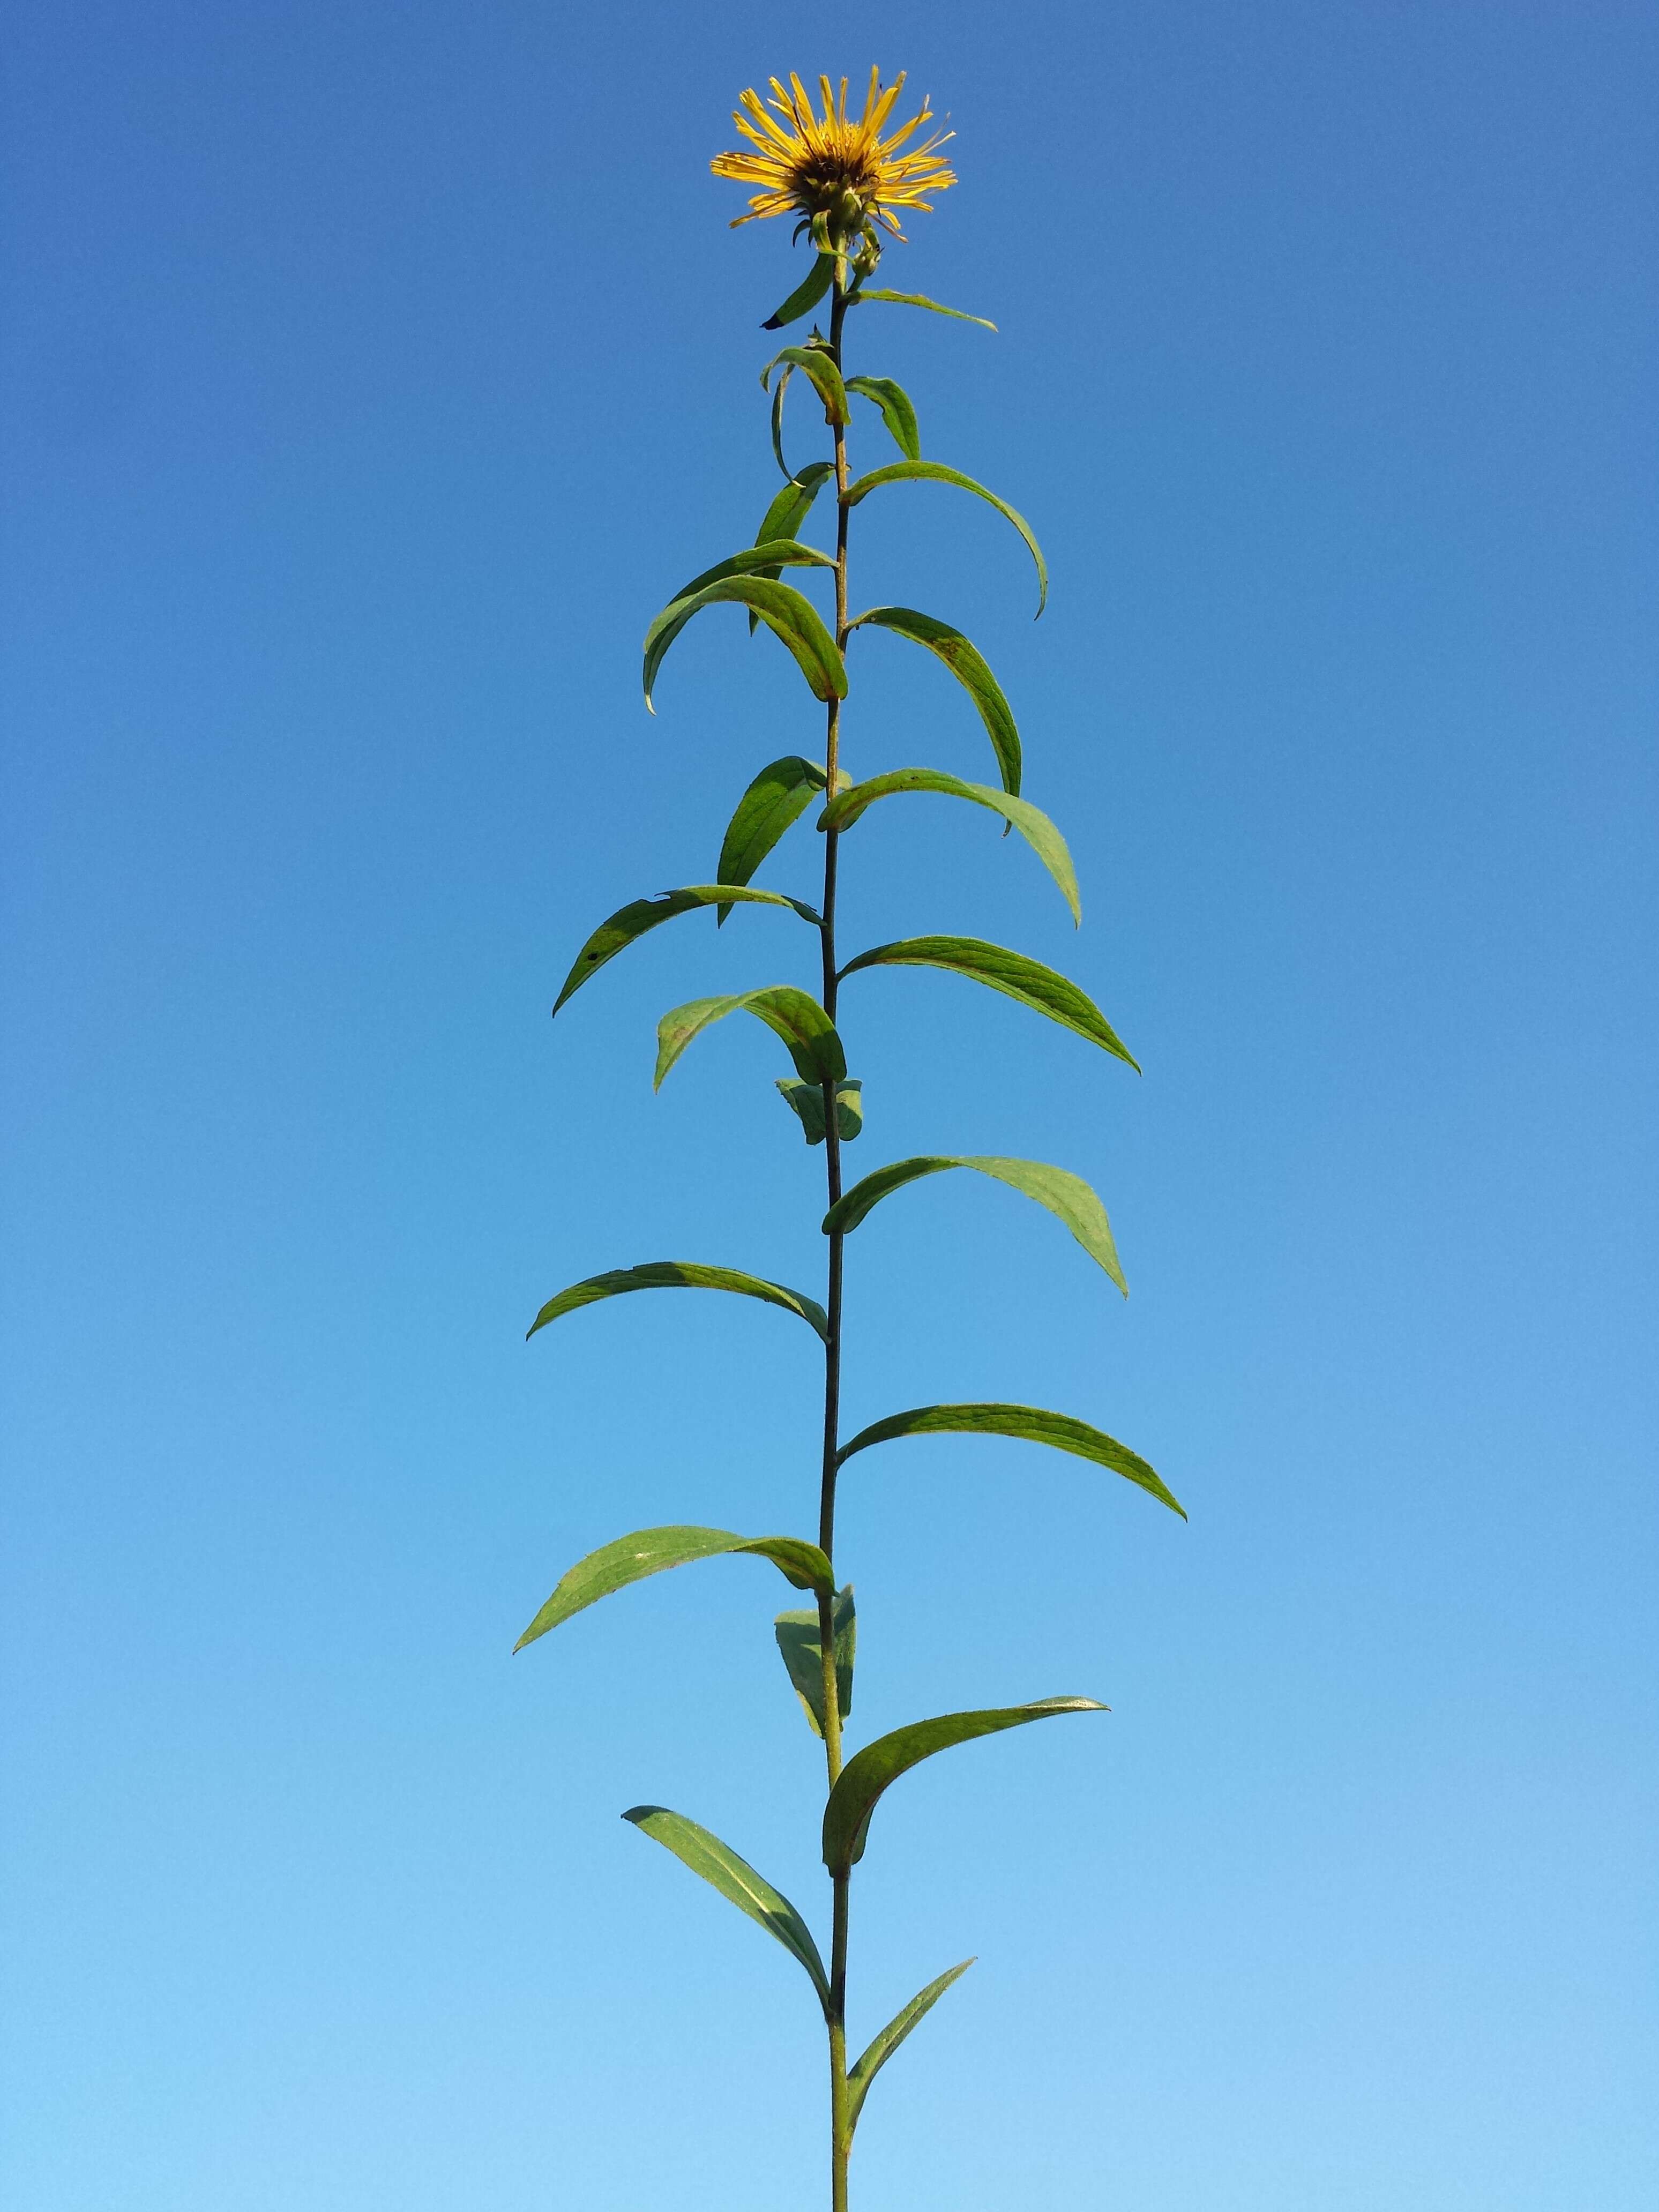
<box><xmin>843</xmin><ymin>461</ymin><xmax>1046</xmax><ymax>615</ymax></box>
<box><xmin>847</xmin><ymin>1959</ymin><xmax>975</xmax><ymax>2134</ymax></box>
<box><xmin>777</xmin><ymin>1076</ymin><xmax>863</xmax><ymax>1146</ymax></box>
<box><xmin>835</xmin><ymin>1401</ymin><xmax>1184</xmax><ymax>1517</ymax></box>
<box><xmin>516</xmin><ymin>1525</ymin><xmax>833</xmax><ymax>1651</ymax></box>
<box><xmin>644</xmin><ymin>574</ymin><xmax>846</xmax><ymax>709</ymax></box>
<box><xmin>823</xmin><ymin>1154</ymin><xmax>1126</xmax><ymax>1295</ymax></box>
<box><xmin>655</xmin><ymin>987</ymin><xmax>846</xmax><ymax>1092</ymax></box>
<box><xmin>821</xmin><ymin>1699</ymin><xmax>1105</xmax><ymax>1874</ymax></box>
<box><xmin>773</xmin><ymin>1582</ymin><xmax>855</xmax><ymax>1738</ymax></box>
<box><xmin>553</xmin><ymin>885</ymin><xmax>817</xmax><ymax>1013</ymax></box>
<box><xmin>755</xmin><ymin>462</ymin><xmax>835</xmax><ymax>552</ymax></box>
<box><xmin>820</xmin><ymin>768</ymin><xmax>1079</xmax><ymax>923</ymax></box>
<box><xmin>837</xmin><ymin>934</ymin><xmax>1138</xmax><ymax>1068</ymax></box>
<box><xmin>526</xmin><ymin>1260</ymin><xmax>828</xmax><ymax>1345</ymax></box>
<box><xmin>624</xmin><ymin>1805</ymin><xmax>831</xmax><ymax>2014</ymax></box>
<box><xmin>847</xmin><ymin>609</ymin><xmax>1020</xmax><ymax>794</ymax></box>
<box><xmin>763</xmin><ymin>253</ymin><xmax>834</xmax><ymax>330</ymax></box>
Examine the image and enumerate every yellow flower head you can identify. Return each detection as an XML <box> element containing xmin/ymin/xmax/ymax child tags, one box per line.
<box><xmin>711</xmin><ymin>69</ymin><xmax>956</xmax><ymax>243</ymax></box>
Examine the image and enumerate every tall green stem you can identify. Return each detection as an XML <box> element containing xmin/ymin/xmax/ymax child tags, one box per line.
<box><xmin>817</xmin><ymin>268</ymin><xmax>853</xmax><ymax>2212</ymax></box>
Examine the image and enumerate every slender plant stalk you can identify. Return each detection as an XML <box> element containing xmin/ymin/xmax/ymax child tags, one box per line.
<box><xmin>817</xmin><ymin>268</ymin><xmax>853</xmax><ymax>2212</ymax></box>
<box><xmin>518</xmin><ymin>72</ymin><xmax>1187</xmax><ymax>2212</ymax></box>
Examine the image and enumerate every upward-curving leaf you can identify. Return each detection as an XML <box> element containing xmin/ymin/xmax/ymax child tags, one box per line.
<box><xmin>843</xmin><ymin>462</ymin><xmax>1046</xmax><ymax>616</ymax></box>
<box><xmin>835</xmin><ymin>1402</ymin><xmax>1185</xmax><ymax>1516</ymax></box>
<box><xmin>515</xmin><ymin>1525</ymin><xmax>832</xmax><ymax>1651</ymax></box>
<box><xmin>624</xmin><ymin>1805</ymin><xmax>831</xmax><ymax>2015</ymax></box>
<box><xmin>756</xmin><ymin>462</ymin><xmax>836</xmax><ymax>550</ymax></box>
<box><xmin>821</xmin><ymin>1700</ymin><xmax>1105</xmax><ymax>1875</ymax></box>
<box><xmin>554</xmin><ymin>886</ymin><xmax>819</xmax><ymax>1014</ymax></box>
<box><xmin>849</xmin><ymin>287</ymin><xmax>997</xmax><ymax>331</ymax></box>
<box><xmin>716</xmin><ymin>758</ymin><xmax>836</xmax><ymax>924</ymax></box>
<box><xmin>847</xmin><ymin>1960</ymin><xmax>975</xmax><ymax>2135</ymax></box>
<box><xmin>848</xmin><ymin>609</ymin><xmax>1021</xmax><ymax>794</ymax></box>
<box><xmin>655</xmin><ymin>986</ymin><xmax>846</xmax><ymax>1091</ymax></box>
<box><xmin>748</xmin><ymin>469</ymin><xmax>836</xmax><ymax>631</ymax></box>
<box><xmin>820</xmin><ymin>769</ymin><xmax>1078</xmax><ymax>923</ymax></box>
<box><xmin>838</xmin><ymin>935</ymin><xmax>1138</xmax><ymax>1068</ymax></box>
<box><xmin>763</xmin><ymin>345</ymin><xmax>851</xmax><ymax>427</ymax></box>
<box><xmin>644</xmin><ymin>576</ymin><xmax>846</xmax><ymax>711</ymax></box>
<box><xmin>845</xmin><ymin>375</ymin><xmax>921</xmax><ymax>461</ymax></box>
<box><xmin>527</xmin><ymin>1261</ymin><xmax>828</xmax><ymax>1344</ymax></box>
<box><xmin>762</xmin><ymin>253</ymin><xmax>835</xmax><ymax>330</ymax></box>
<box><xmin>824</xmin><ymin>1155</ymin><xmax>1126</xmax><ymax>1295</ymax></box>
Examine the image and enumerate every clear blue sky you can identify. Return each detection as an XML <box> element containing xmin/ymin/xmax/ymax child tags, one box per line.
<box><xmin>3</xmin><ymin>4</ymin><xmax>1654</xmax><ymax>2207</ymax></box>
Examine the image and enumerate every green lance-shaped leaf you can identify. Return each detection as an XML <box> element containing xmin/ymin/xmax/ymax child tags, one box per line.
<box><xmin>849</xmin><ymin>287</ymin><xmax>997</xmax><ymax>332</ymax></box>
<box><xmin>715</xmin><ymin>756</ymin><xmax>840</xmax><ymax>924</ymax></box>
<box><xmin>763</xmin><ymin>345</ymin><xmax>851</xmax><ymax>427</ymax></box>
<box><xmin>623</xmin><ymin>1805</ymin><xmax>831</xmax><ymax>2016</ymax></box>
<box><xmin>843</xmin><ymin>462</ymin><xmax>1047</xmax><ymax>616</ymax></box>
<box><xmin>845</xmin><ymin>375</ymin><xmax>921</xmax><ymax>461</ymax></box>
<box><xmin>838</xmin><ymin>935</ymin><xmax>1139</xmax><ymax>1069</ymax></box>
<box><xmin>821</xmin><ymin>768</ymin><xmax>1078</xmax><ymax>924</ymax></box>
<box><xmin>762</xmin><ymin>252</ymin><xmax>835</xmax><ymax>330</ymax></box>
<box><xmin>655</xmin><ymin>986</ymin><xmax>846</xmax><ymax>1091</ymax></box>
<box><xmin>835</xmin><ymin>1402</ymin><xmax>1186</xmax><ymax>1518</ymax></box>
<box><xmin>666</xmin><ymin>539</ymin><xmax>836</xmax><ymax>606</ymax></box>
<box><xmin>822</xmin><ymin>1699</ymin><xmax>1106</xmax><ymax>1875</ymax></box>
<box><xmin>515</xmin><ymin>1525</ymin><xmax>833</xmax><ymax>1652</ymax></box>
<box><xmin>848</xmin><ymin>609</ymin><xmax>1020</xmax><ymax>795</ymax></box>
<box><xmin>553</xmin><ymin>886</ymin><xmax>820</xmax><ymax>1014</ymax></box>
<box><xmin>847</xmin><ymin>1959</ymin><xmax>976</xmax><ymax>2136</ymax></box>
<box><xmin>644</xmin><ymin>576</ymin><xmax>846</xmax><ymax>711</ymax></box>
<box><xmin>774</xmin><ymin>1583</ymin><xmax>856</xmax><ymax>1738</ymax></box>
<box><xmin>748</xmin><ymin>467</ymin><xmax>837</xmax><ymax>627</ymax></box>
<box><xmin>777</xmin><ymin>1076</ymin><xmax>863</xmax><ymax>1145</ymax></box>
<box><xmin>824</xmin><ymin>1155</ymin><xmax>1126</xmax><ymax>1297</ymax></box>
<box><xmin>755</xmin><ymin>462</ymin><xmax>835</xmax><ymax>551</ymax></box>
<box><xmin>527</xmin><ymin>1261</ymin><xmax>828</xmax><ymax>1346</ymax></box>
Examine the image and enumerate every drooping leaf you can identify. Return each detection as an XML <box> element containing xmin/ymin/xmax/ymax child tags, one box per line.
<box><xmin>774</xmin><ymin>1583</ymin><xmax>856</xmax><ymax>1738</ymax></box>
<box><xmin>845</xmin><ymin>375</ymin><xmax>921</xmax><ymax>461</ymax></box>
<box><xmin>843</xmin><ymin>462</ymin><xmax>1046</xmax><ymax>616</ymax></box>
<box><xmin>823</xmin><ymin>1155</ymin><xmax>1125</xmax><ymax>1295</ymax></box>
<box><xmin>820</xmin><ymin>769</ymin><xmax>1078</xmax><ymax>923</ymax></box>
<box><xmin>763</xmin><ymin>253</ymin><xmax>835</xmax><ymax>330</ymax></box>
<box><xmin>554</xmin><ymin>886</ymin><xmax>820</xmax><ymax>1014</ymax></box>
<box><xmin>667</xmin><ymin>539</ymin><xmax>836</xmax><ymax>606</ymax></box>
<box><xmin>527</xmin><ymin>1261</ymin><xmax>828</xmax><ymax>1345</ymax></box>
<box><xmin>847</xmin><ymin>1959</ymin><xmax>975</xmax><ymax>2134</ymax></box>
<box><xmin>623</xmin><ymin>1805</ymin><xmax>831</xmax><ymax>2014</ymax></box>
<box><xmin>847</xmin><ymin>609</ymin><xmax>1020</xmax><ymax>794</ymax></box>
<box><xmin>777</xmin><ymin>1077</ymin><xmax>863</xmax><ymax>1145</ymax></box>
<box><xmin>821</xmin><ymin>1699</ymin><xmax>1105</xmax><ymax>1874</ymax></box>
<box><xmin>644</xmin><ymin>576</ymin><xmax>846</xmax><ymax>710</ymax></box>
<box><xmin>655</xmin><ymin>987</ymin><xmax>846</xmax><ymax>1090</ymax></box>
<box><xmin>516</xmin><ymin>1526</ymin><xmax>833</xmax><ymax>1651</ymax></box>
<box><xmin>763</xmin><ymin>345</ymin><xmax>851</xmax><ymax>427</ymax></box>
<box><xmin>837</xmin><ymin>935</ymin><xmax>1138</xmax><ymax>1068</ymax></box>
<box><xmin>849</xmin><ymin>288</ymin><xmax>997</xmax><ymax>332</ymax></box>
<box><xmin>716</xmin><ymin>757</ymin><xmax>828</xmax><ymax>922</ymax></box>
<box><xmin>835</xmin><ymin>1402</ymin><xmax>1185</xmax><ymax>1517</ymax></box>
<box><xmin>769</xmin><ymin>363</ymin><xmax>794</xmax><ymax>476</ymax></box>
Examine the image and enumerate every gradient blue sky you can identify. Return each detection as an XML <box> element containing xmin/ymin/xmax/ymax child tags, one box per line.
<box><xmin>3</xmin><ymin>4</ymin><xmax>1654</xmax><ymax>2207</ymax></box>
